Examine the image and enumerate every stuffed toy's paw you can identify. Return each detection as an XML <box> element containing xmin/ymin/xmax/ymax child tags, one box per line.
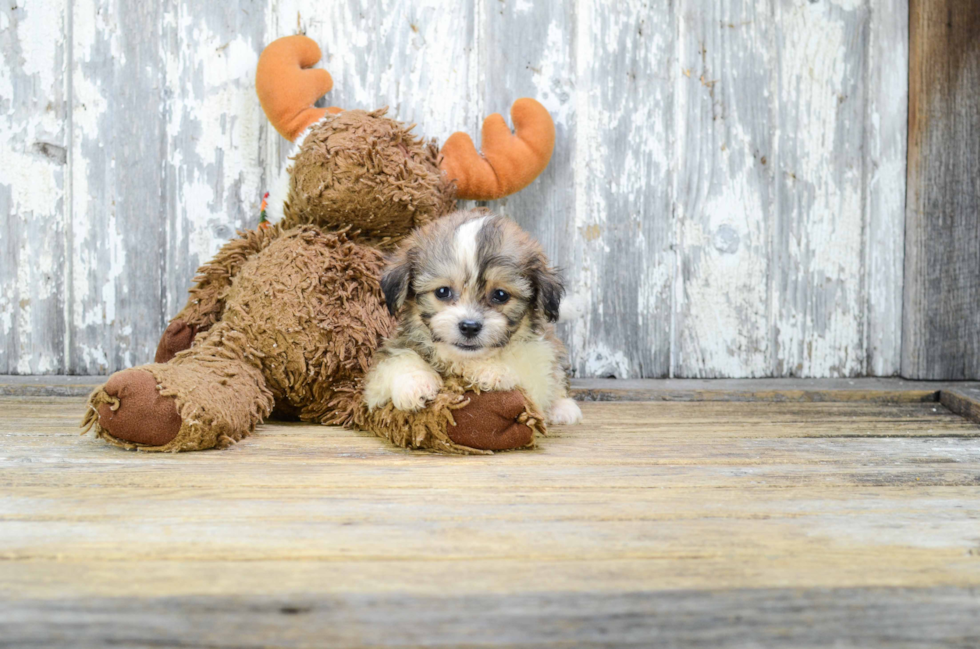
<box><xmin>85</xmin><ymin>369</ymin><xmax>183</xmax><ymax>447</ymax></box>
<box><xmin>446</xmin><ymin>390</ymin><xmax>536</xmax><ymax>451</ymax></box>
<box><xmin>82</xmin><ymin>341</ymin><xmax>274</xmax><ymax>452</ymax></box>
<box><xmin>154</xmin><ymin>319</ymin><xmax>197</xmax><ymax>363</ymax></box>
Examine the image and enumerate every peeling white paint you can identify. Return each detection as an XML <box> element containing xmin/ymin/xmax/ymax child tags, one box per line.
<box><xmin>0</xmin><ymin>0</ymin><xmax>67</xmax><ymax>374</ymax></box>
<box><xmin>580</xmin><ymin>341</ymin><xmax>633</xmax><ymax>379</ymax></box>
<box><xmin>1</xmin><ymin>0</ymin><xmax>908</xmax><ymax>377</ymax></box>
<box><xmin>17</xmin><ymin>1</ymin><xmax>61</xmax><ymax>92</ymax></box>
<box><xmin>773</xmin><ymin>0</ymin><xmax>869</xmax><ymax>377</ymax></box>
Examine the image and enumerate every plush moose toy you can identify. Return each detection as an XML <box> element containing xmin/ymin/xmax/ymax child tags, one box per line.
<box><xmin>82</xmin><ymin>35</ymin><xmax>556</xmax><ymax>454</ymax></box>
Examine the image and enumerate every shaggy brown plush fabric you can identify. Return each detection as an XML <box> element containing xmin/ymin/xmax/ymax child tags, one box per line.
<box><xmin>154</xmin><ymin>226</ymin><xmax>286</xmax><ymax>363</ymax></box>
<box><xmin>173</xmin><ymin>225</ymin><xmax>286</xmax><ymax>335</ymax></box>
<box><xmin>282</xmin><ymin>109</ymin><xmax>455</xmax><ymax>244</ymax></box>
<box><xmin>352</xmin><ymin>379</ymin><xmax>545</xmax><ymax>455</ymax></box>
<box><xmin>84</xmin><ymin>227</ymin><xmax>397</xmax><ymax>452</ymax></box>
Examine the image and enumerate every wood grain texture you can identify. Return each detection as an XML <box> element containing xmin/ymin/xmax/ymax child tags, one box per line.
<box><xmin>904</xmin><ymin>0</ymin><xmax>980</xmax><ymax>379</ymax></box>
<box><xmin>161</xmin><ymin>1</ymin><xmax>270</xmax><ymax>322</ymax></box>
<box><xmin>1</xmin><ymin>397</ymin><xmax>979</xmax><ymax>645</ymax></box>
<box><xmin>864</xmin><ymin>0</ymin><xmax>908</xmax><ymax>377</ymax></box>
<box><xmin>1</xmin><ymin>0</ymin><xmax>911</xmax><ymax>378</ymax></box>
<box><xmin>3</xmin><ymin>588</ymin><xmax>980</xmax><ymax>648</ymax></box>
<box><xmin>674</xmin><ymin>0</ymin><xmax>773</xmax><ymax>377</ymax></box>
<box><xmin>69</xmin><ymin>0</ymin><xmax>169</xmax><ymax>373</ymax></box>
<box><xmin>569</xmin><ymin>377</ymin><xmax>980</xmax><ymax>403</ymax></box>
<box><xmin>559</xmin><ymin>0</ymin><xmax>675</xmax><ymax>379</ymax></box>
<box><xmin>773</xmin><ymin>0</ymin><xmax>868</xmax><ymax>377</ymax></box>
<box><xmin>940</xmin><ymin>387</ymin><xmax>980</xmax><ymax>425</ymax></box>
<box><xmin>0</xmin><ymin>0</ymin><xmax>69</xmax><ymax>374</ymax></box>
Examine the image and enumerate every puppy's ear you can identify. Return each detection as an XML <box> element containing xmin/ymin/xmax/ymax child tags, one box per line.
<box><xmin>533</xmin><ymin>260</ymin><xmax>564</xmax><ymax>323</ymax></box>
<box><xmin>380</xmin><ymin>248</ymin><xmax>412</xmax><ymax>316</ymax></box>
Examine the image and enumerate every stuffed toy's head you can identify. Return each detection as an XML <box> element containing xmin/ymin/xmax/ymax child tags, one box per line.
<box><xmin>256</xmin><ymin>36</ymin><xmax>555</xmax><ymax>244</ymax></box>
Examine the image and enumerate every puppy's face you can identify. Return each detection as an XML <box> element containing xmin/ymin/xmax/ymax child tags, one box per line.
<box><xmin>381</xmin><ymin>211</ymin><xmax>563</xmax><ymax>362</ymax></box>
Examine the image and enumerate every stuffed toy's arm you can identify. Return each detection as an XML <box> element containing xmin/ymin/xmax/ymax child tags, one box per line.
<box><xmin>155</xmin><ymin>226</ymin><xmax>282</xmax><ymax>363</ymax></box>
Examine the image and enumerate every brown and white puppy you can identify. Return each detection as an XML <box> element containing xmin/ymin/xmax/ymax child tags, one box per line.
<box><xmin>364</xmin><ymin>209</ymin><xmax>582</xmax><ymax>426</ymax></box>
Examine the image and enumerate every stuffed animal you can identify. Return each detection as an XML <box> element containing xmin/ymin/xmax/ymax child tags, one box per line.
<box><xmin>81</xmin><ymin>35</ymin><xmax>556</xmax><ymax>454</ymax></box>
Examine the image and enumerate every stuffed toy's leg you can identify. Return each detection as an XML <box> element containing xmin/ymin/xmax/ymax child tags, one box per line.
<box><xmin>82</xmin><ymin>322</ymin><xmax>275</xmax><ymax>452</ymax></box>
<box><xmin>84</xmin><ymin>226</ymin><xmax>389</xmax><ymax>452</ymax></box>
<box><xmin>155</xmin><ymin>226</ymin><xmax>284</xmax><ymax>363</ymax></box>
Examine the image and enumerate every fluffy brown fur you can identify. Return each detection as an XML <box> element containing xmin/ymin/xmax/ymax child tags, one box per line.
<box><xmin>283</xmin><ymin>109</ymin><xmax>455</xmax><ymax>243</ymax></box>
<box><xmin>84</xmin><ymin>226</ymin><xmax>397</xmax><ymax>449</ymax></box>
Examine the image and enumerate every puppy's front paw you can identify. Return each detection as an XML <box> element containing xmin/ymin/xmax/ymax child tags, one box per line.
<box><xmin>390</xmin><ymin>371</ymin><xmax>442</xmax><ymax>411</ymax></box>
<box><xmin>547</xmin><ymin>398</ymin><xmax>582</xmax><ymax>426</ymax></box>
<box><xmin>469</xmin><ymin>366</ymin><xmax>519</xmax><ymax>392</ymax></box>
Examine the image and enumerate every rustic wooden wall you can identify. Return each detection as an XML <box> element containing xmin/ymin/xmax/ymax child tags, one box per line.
<box><xmin>904</xmin><ymin>0</ymin><xmax>980</xmax><ymax>380</ymax></box>
<box><xmin>0</xmin><ymin>0</ymin><xmax>908</xmax><ymax>378</ymax></box>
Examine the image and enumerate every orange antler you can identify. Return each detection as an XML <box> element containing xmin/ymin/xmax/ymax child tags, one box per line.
<box><xmin>256</xmin><ymin>35</ymin><xmax>340</xmax><ymax>142</ymax></box>
<box><xmin>440</xmin><ymin>98</ymin><xmax>555</xmax><ymax>200</ymax></box>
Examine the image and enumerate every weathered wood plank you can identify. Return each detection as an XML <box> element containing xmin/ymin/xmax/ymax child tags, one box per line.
<box><xmin>903</xmin><ymin>0</ymin><xmax>980</xmax><ymax>379</ymax></box>
<box><xmin>773</xmin><ymin>0</ymin><xmax>869</xmax><ymax>377</ymax></box>
<box><xmin>2</xmin><ymin>586</ymin><xmax>980</xmax><ymax>649</ymax></box>
<box><xmin>2</xmin><ymin>398</ymin><xmax>980</xmax><ymax>645</ymax></box>
<box><xmin>69</xmin><ymin>0</ymin><xmax>170</xmax><ymax>373</ymax></box>
<box><xmin>673</xmin><ymin>0</ymin><xmax>773</xmax><ymax>377</ymax></box>
<box><xmin>558</xmin><ymin>0</ymin><xmax>674</xmax><ymax>378</ymax></box>
<box><xmin>0</xmin><ymin>0</ymin><xmax>68</xmax><ymax>374</ymax></box>
<box><xmin>571</xmin><ymin>377</ymin><xmax>958</xmax><ymax>403</ymax></box>
<box><xmin>863</xmin><ymin>0</ymin><xmax>907</xmax><ymax>376</ymax></box>
<box><xmin>161</xmin><ymin>2</ymin><xmax>269</xmax><ymax>320</ymax></box>
<box><xmin>0</xmin><ymin>0</ymin><xmax>916</xmax><ymax>379</ymax></box>
<box><xmin>940</xmin><ymin>387</ymin><xmax>980</xmax><ymax>425</ymax></box>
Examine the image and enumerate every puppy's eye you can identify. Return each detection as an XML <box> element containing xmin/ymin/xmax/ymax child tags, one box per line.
<box><xmin>434</xmin><ymin>287</ymin><xmax>453</xmax><ymax>301</ymax></box>
<box><xmin>490</xmin><ymin>289</ymin><xmax>510</xmax><ymax>304</ymax></box>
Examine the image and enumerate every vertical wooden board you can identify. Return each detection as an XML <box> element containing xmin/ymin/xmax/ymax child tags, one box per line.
<box><xmin>673</xmin><ymin>0</ymin><xmax>774</xmax><ymax>377</ymax></box>
<box><xmin>772</xmin><ymin>0</ymin><xmax>869</xmax><ymax>377</ymax></box>
<box><xmin>161</xmin><ymin>2</ymin><xmax>269</xmax><ymax>319</ymax></box>
<box><xmin>0</xmin><ymin>0</ymin><xmax>68</xmax><ymax>374</ymax></box>
<box><xmin>70</xmin><ymin>0</ymin><xmax>168</xmax><ymax>373</ymax></box>
<box><xmin>561</xmin><ymin>0</ymin><xmax>674</xmax><ymax>378</ymax></box>
<box><xmin>265</xmin><ymin>0</ymin><xmax>478</xmax><ymax>173</ymax></box>
<box><xmin>479</xmin><ymin>0</ymin><xmax>577</xmax><ymax>368</ymax></box>
<box><xmin>863</xmin><ymin>0</ymin><xmax>907</xmax><ymax>377</ymax></box>
<box><xmin>903</xmin><ymin>0</ymin><xmax>980</xmax><ymax>380</ymax></box>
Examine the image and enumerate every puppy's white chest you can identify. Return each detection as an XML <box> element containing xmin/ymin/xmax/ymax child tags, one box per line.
<box><xmin>462</xmin><ymin>360</ymin><xmax>522</xmax><ymax>393</ymax></box>
<box><xmin>458</xmin><ymin>338</ymin><xmax>557</xmax><ymax>409</ymax></box>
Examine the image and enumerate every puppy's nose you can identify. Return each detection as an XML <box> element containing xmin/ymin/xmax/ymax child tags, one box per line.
<box><xmin>458</xmin><ymin>320</ymin><xmax>483</xmax><ymax>338</ymax></box>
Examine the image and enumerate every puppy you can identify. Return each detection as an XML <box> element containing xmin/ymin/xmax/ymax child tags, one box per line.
<box><xmin>364</xmin><ymin>209</ymin><xmax>583</xmax><ymax>426</ymax></box>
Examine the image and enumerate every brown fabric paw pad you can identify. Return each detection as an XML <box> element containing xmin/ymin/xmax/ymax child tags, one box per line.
<box><xmin>155</xmin><ymin>319</ymin><xmax>197</xmax><ymax>363</ymax></box>
<box><xmin>447</xmin><ymin>390</ymin><xmax>535</xmax><ymax>451</ymax></box>
<box><xmin>95</xmin><ymin>369</ymin><xmax>182</xmax><ymax>447</ymax></box>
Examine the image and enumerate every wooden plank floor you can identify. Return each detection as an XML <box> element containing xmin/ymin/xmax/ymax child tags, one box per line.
<box><xmin>1</xmin><ymin>396</ymin><xmax>979</xmax><ymax>647</ymax></box>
